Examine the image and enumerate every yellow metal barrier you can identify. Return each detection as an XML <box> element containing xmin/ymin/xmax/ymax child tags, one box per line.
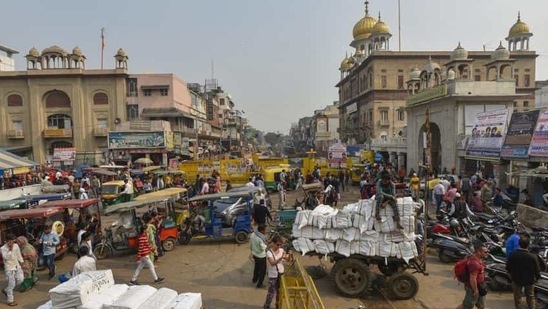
<box><xmin>278</xmin><ymin>258</ymin><xmax>325</xmax><ymax>309</ymax></box>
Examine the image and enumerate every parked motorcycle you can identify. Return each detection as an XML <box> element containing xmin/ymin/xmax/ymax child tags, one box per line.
<box><xmin>535</xmin><ymin>273</ymin><xmax>548</xmax><ymax>309</ymax></box>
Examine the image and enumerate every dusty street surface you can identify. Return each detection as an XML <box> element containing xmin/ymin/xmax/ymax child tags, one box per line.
<box><xmin>8</xmin><ymin>184</ymin><xmax>514</xmax><ymax>309</ymax></box>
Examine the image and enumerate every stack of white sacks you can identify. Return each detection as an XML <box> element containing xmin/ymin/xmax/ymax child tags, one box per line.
<box><xmin>36</xmin><ymin>269</ymin><xmax>202</xmax><ymax>309</ymax></box>
<box><xmin>292</xmin><ymin>197</ymin><xmax>420</xmax><ymax>264</ymax></box>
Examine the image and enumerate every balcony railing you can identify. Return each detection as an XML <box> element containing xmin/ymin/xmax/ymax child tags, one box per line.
<box><xmin>370</xmin><ymin>137</ymin><xmax>407</xmax><ymax>149</ymax></box>
<box><xmin>42</xmin><ymin>128</ymin><xmax>72</xmax><ymax>138</ymax></box>
<box><xmin>379</xmin><ymin>119</ymin><xmax>390</xmax><ymax>127</ymax></box>
<box><xmin>93</xmin><ymin>127</ymin><xmax>108</xmax><ymax>137</ymax></box>
<box><xmin>7</xmin><ymin>130</ymin><xmax>24</xmax><ymax>139</ymax></box>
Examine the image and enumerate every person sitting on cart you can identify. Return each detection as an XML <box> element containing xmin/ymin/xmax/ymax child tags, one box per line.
<box><xmin>375</xmin><ymin>172</ymin><xmax>404</xmax><ymax>229</ymax></box>
<box><xmin>192</xmin><ymin>203</ymin><xmax>207</xmax><ymax>233</ymax></box>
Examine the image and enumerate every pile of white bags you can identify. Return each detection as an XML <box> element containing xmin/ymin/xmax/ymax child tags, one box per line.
<box><xmin>36</xmin><ymin>269</ymin><xmax>203</xmax><ymax>309</ymax></box>
<box><xmin>292</xmin><ymin>197</ymin><xmax>420</xmax><ymax>263</ymax></box>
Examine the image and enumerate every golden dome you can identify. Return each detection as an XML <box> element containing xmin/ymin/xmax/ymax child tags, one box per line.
<box><xmin>352</xmin><ymin>1</ymin><xmax>377</xmax><ymax>40</ymax></box>
<box><xmin>340</xmin><ymin>54</ymin><xmax>353</xmax><ymax>70</ymax></box>
<box><xmin>509</xmin><ymin>12</ymin><xmax>530</xmax><ymax>36</ymax></box>
<box><xmin>371</xmin><ymin>13</ymin><xmax>390</xmax><ymax>35</ymax></box>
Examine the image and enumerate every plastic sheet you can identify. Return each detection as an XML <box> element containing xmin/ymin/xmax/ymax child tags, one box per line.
<box><xmin>103</xmin><ymin>285</ymin><xmax>157</xmax><ymax>309</ymax></box>
<box><xmin>137</xmin><ymin>287</ymin><xmax>178</xmax><ymax>309</ymax></box>
<box><xmin>169</xmin><ymin>292</ymin><xmax>203</xmax><ymax>309</ymax></box>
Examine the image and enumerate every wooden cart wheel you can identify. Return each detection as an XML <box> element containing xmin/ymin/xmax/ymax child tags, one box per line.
<box><xmin>387</xmin><ymin>272</ymin><xmax>419</xmax><ymax>300</ymax></box>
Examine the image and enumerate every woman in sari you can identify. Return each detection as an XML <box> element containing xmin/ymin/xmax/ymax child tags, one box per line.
<box><xmin>17</xmin><ymin>236</ymin><xmax>38</xmax><ymax>292</ymax></box>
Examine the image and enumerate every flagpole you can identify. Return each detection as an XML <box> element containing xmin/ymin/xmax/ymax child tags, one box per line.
<box><xmin>101</xmin><ymin>28</ymin><xmax>105</xmax><ymax>69</ymax></box>
<box><xmin>398</xmin><ymin>0</ymin><xmax>402</xmax><ymax>51</ymax></box>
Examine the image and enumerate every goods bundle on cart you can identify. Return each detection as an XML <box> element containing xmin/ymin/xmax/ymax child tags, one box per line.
<box><xmin>290</xmin><ymin>197</ymin><xmax>427</xmax><ymax>300</ymax></box>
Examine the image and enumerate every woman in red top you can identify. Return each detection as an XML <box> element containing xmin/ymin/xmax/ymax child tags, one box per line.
<box><xmin>129</xmin><ymin>226</ymin><xmax>164</xmax><ymax>285</ymax></box>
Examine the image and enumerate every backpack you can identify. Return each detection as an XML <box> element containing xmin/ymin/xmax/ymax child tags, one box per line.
<box><xmin>454</xmin><ymin>256</ymin><xmax>471</xmax><ymax>283</ymax></box>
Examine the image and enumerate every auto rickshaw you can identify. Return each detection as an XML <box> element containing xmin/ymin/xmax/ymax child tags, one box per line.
<box><xmin>0</xmin><ymin>207</ymin><xmax>69</xmax><ymax>263</ymax></box>
<box><xmin>39</xmin><ymin>198</ymin><xmax>102</xmax><ymax>253</ymax></box>
<box><xmin>93</xmin><ymin>196</ymin><xmax>175</xmax><ymax>259</ymax></box>
<box><xmin>351</xmin><ymin>163</ymin><xmax>366</xmax><ymax>185</ymax></box>
<box><xmin>0</xmin><ymin>199</ymin><xmax>29</xmax><ymax>212</ymax></box>
<box><xmin>263</xmin><ymin>165</ymin><xmax>295</xmax><ymax>193</ymax></box>
<box><xmin>180</xmin><ymin>190</ymin><xmax>254</xmax><ymax>245</ymax></box>
<box><xmin>135</xmin><ymin>187</ymin><xmax>189</xmax><ymax>226</ymax></box>
<box><xmin>101</xmin><ymin>180</ymin><xmax>132</xmax><ymax>207</ymax></box>
<box><xmin>41</xmin><ymin>184</ymin><xmax>71</xmax><ymax>194</ymax></box>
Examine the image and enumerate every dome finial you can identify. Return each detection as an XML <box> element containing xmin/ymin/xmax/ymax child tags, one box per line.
<box><xmin>378</xmin><ymin>12</ymin><xmax>381</xmax><ymax>20</ymax></box>
<box><xmin>517</xmin><ymin>11</ymin><xmax>521</xmax><ymax>21</ymax></box>
<box><xmin>364</xmin><ymin>1</ymin><xmax>370</xmax><ymax>16</ymax></box>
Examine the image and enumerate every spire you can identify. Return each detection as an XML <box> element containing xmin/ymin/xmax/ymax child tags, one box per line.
<box><xmin>517</xmin><ymin>11</ymin><xmax>521</xmax><ymax>21</ymax></box>
<box><xmin>378</xmin><ymin>12</ymin><xmax>381</xmax><ymax>20</ymax></box>
<box><xmin>364</xmin><ymin>1</ymin><xmax>370</xmax><ymax>16</ymax></box>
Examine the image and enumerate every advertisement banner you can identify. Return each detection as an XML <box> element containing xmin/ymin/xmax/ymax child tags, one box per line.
<box><xmin>466</xmin><ymin>109</ymin><xmax>509</xmax><ymax>158</ymax></box>
<box><xmin>529</xmin><ymin>107</ymin><xmax>548</xmax><ymax>157</ymax></box>
<box><xmin>108</xmin><ymin>131</ymin><xmax>166</xmax><ymax>149</ymax></box>
<box><xmin>328</xmin><ymin>143</ymin><xmax>347</xmax><ymax>168</ymax></box>
<box><xmin>501</xmin><ymin>110</ymin><xmax>540</xmax><ymax>158</ymax></box>
<box><xmin>53</xmin><ymin>147</ymin><xmax>76</xmax><ymax>162</ymax></box>
<box><xmin>181</xmin><ymin>138</ymin><xmax>190</xmax><ymax>156</ymax></box>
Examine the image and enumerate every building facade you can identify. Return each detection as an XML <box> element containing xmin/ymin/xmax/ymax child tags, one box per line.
<box><xmin>313</xmin><ymin>102</ymin><xmax>340</xmax><ymax>153</ymax></box>
<box><xmin>336</xmin><ymin>3</ymin><xmax>536</xmax><ymax>170</ymax></box>
<box><xmin>0</xmin><ymin>45</ymin><xmax>129</xmax><ymax>165</ymax></box>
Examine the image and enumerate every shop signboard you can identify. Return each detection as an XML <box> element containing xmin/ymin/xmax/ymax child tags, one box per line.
<box><xmin>53</xmin><ymin>147</ymin><xmax>76</xmax><ymax>162</ymax></box>
<box><xmin>465</xmin><ymin>109</ymin><xmax>509</xmax><ymax>158</ymax></box>
<box><xmin>181</xmin><ymin>138</ymin><xmax>190</xmax><ymax>156</ymax></box>
<box><xmin>328</xmin><ymin>143</ymin><xmax>347</xmax><ymax>168</ymax></box>
<box><xmin>529</xmin><ymin>107</ymin><xmax>548</xmax><ymax>157</ymax></box>
<box><xmin>501</xmin><ymin>110</ymin><xmax>540</xmax><ymax>158</ymax></box>
<box><xmin>108</xmin><ymin>131</ymin><xmax>166</xmax><ymax>149</ymax></box>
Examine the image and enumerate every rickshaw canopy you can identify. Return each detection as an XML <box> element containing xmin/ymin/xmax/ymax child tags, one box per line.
<box><xmin>90</xmin><ymin>169</ymin><xmax>117</xmax><ymax>176</ymax></box>
<box><xmin>143</xmin><ymin>165</ymin><xmax>163</xmax><ymax>173</ymax></box>
<box><xmin>152</xmin><ymin>170</ymin><xmax>184</xmax><ymax>176</ymax></box>
<box><xmin>0</xmin><ymin>199</ymin><xmax>27</xmax><ymax>211</ymax></box>
<box><xmin>134</xmin><ymin>187</ymin><xmax>188</xmax><ymax>202</ymax></box>
<box><xmin>0</xmin><ymin>207</ymin><xmax>64</xmax><ymax>220</ymax></box>
<box><xmin>104</xmin><ymin>196</ymin><xmax>169</xmax><ymax>214</ymax></box>
<box><xmin>103</xmin><ymin>180</ymin><xmax>126</xmax><ymax>186</ymax></box>
<box><xmin>21</xmin><ymin>193</ymin><xmax>72</xmax><ymax>202</ymax></box>
<box><xmin>188</xmin><ymin>189</ymin><xmax>256</xmax><ymax>203</ymax></box>
<box><xmin>42</xmin><ymin>185</ymin><xmax>70</xmax><ymax>194</ymax></box>
<box><xmin>99</xmin><ymin>165</ymin><xmax>127</xmax><ymax>170</ymax></box>
<box><xmin>39</xmin><ymin>198</ymin><xmax>100</xmax><ymax>209</ymax></box>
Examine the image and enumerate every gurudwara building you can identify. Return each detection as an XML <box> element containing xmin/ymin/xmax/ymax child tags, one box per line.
<box><xmin>0</xmin><ymin>45</ymin><xmax>129</xmax><ymax>164</ymax></box>
<box><xmin>336</xmin><ymin>2</ymin><xmax>536</xmax><ymax>171</ymax></box>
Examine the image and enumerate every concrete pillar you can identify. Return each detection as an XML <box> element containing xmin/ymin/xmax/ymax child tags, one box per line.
<box><xmin>397</xmin><ymin>152</ymin><xmax>405</xmax><ymax>169</ymax></box>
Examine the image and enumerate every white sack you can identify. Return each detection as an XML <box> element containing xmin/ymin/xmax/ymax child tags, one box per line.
<box><xmin>37</xmin><ymin>301</ymin><xmax>53</xmax><ymax>309</ymax></box>
<box><xmin>397</xmin><ymin>197</ymin><xmax>417</xmax><ymax>217</ymax></box>
<box><xmin>313</xmin><ymin>239</ymin><xmax>335</xmax><ymax>255</ymax></box>
<box><xmin>357</xmin><ymin>198</ymin><xmax>376</xmax><ymax>218</ymax></box>
<box><xmin>358</xmin><ymin>230</ymin><xmax>380</xmax><ymax>242</ymax></box>
<box><xmin>400</xmin><ymin>216</ymin><xmax>416</xmax><ymax>235</ymax></box>
<box><xmin>325</xmin><ymin>229</ymin><xmax>343</xmax><ymax>241</ymax></box>
<box><xmin>332</xmin><ymin>211</ymin><xmax>351</xmax><ymax>229</ymax></box>
<box><xmin>295</xmin><ymin>210</ymin><xmax>311</xmax><ymax>229</ymax></box>
<box><xmin>377</xmin><ymin>241</ymin><xmax>396</xmax><ymax>257</ymax></box>
<box><xmin>342</xmin><ymin>227</ymin><xmax>360</xmax><ymax>242</ymax></box>
<box><xmin>50</xmin><ymin>269</ymin><xmax>115</xmax><ymax>309</ymax></box>
<box><xmin>313</xmin><ymin>204</ymin><xmax>338</xmax><ymax>216</ymax></box>
<box><xmin>395</xmin><ymin>241</ymin><xmax>419</xmax><ymax>264</ymax></box>
<box><xmin>291</xmin><ymin>224</ymin><xmax>326</xmax><ymax>239</ymax></box>
<box><xmin>381</xmin><ymin>231</ymin><xmax>405</xmax><ymax>243</ymax></box>
<box><xmin>350</xmin><ymin>240</ymin><xmax>377</xmax><ymax>256</ymax></box>
<box><xmin>292</xmin><ymin>238</ymin><xmax>316</xmax><ymax>255</ymax></box>
<box><xmin>169</xmin><ymin>293</ymin><xmax>203</xmax><ymax>309</ymax></box>
<box><xmin>352</xmin><ymin>214</ymin><xmax>370</xmax><ymax>233</ymax></box>
<box><xmin>373</xmin><ymin>215</ymin><xmax>395</xmax><ymax>233</ymax></box>
<box><xmin>342</xmin><ymin>203</ymin><xmax>359</xmax><ymax>214</ymax></box>
<box><xmin>104</xmin><ymin>285</ymin><xmax>157</xmax><ymax>309</ymax></box>
<box><xmin>335</xmin><ymin>240</ymin><xmax>351</xmax><ymax>257</ymax></box>
<box><xmin>78</xmin><ymin>284</ymin><xmax>129</xmax><ymax>309</ymax></box>
<box><xmin>137</xmin><ymin>287</ymin><xmax>178</xmax><ymax>309</ymax></box>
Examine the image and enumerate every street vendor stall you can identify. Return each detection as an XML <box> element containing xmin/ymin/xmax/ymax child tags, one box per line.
<box><xmin>0</xmin><ymin>148</ymin><xmax>40</xmax><ymax>189</ymax></box>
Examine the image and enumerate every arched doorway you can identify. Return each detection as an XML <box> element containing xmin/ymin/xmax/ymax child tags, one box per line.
<box><xmin>418</xmin><ymin>122</ymin><xmax>441</xmax><ymax>174</ymax></box>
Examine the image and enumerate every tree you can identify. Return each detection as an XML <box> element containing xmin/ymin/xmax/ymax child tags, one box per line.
<box><xmin>263</xmin><ymin>132</ymin><xmax>282</xmax><ymax>146</ymax></box>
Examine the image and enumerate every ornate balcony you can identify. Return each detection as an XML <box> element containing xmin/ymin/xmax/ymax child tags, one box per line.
<box><xmin>93</xmin><ymin>127</ymin><xmax>108</xmax><ymax>137</ymax></box>
<box><xmin>7</xmin><ymin>130</ymin><xmax>24</xmax><ymax>139</ymax></box>
<box><xmin>42</xmin><ymin>128</ymin><xmax>72</xmax><ymax>138</ymax></box>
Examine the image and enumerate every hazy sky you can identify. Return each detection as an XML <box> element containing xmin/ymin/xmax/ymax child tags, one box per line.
<box><xmin>1</xmin><ymin>0</ymin><xmax>547</xmax><ymax>133</ymax></box>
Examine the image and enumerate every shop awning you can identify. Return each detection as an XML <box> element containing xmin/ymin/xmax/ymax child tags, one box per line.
<box><xmin>141</xmin><ymin>107</ymin><xmax>193</xmax><ymax>119</ymax></box>
<box><xmin>0</xmin><ymin>148</ymin><xmax>40</xmax><ymax>172</ymax></box>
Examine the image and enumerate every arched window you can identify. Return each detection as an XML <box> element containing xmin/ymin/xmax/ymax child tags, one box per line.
<box><xmin>93</xmin><ymin>92</ymin><xmax>109</xmax><ymax>105</ymax></box>
<box><xmin>44</xmin><ymin>90</ymin><xmax>70</xmax><ymax>108</ymax></box>
<box><xmin>7</xmin><ymin>94</ymin><xmax>23</xmax><ymax>107</ymax></box>
<box><xmin>47</xmin><ymin>114</ymin><xmax>72</xmax><ymax>129</ymax></box>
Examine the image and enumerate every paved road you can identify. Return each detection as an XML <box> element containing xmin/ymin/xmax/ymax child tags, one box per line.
<box><xmin>10</xmin><ymin>184</ymin><xmax>515</xmax><ymax>309</ymax></box>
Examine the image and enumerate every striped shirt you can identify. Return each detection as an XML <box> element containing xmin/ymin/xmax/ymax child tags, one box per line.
<box><xmin>137</xmin><ymin>233</ymin><xmax>152</xmax><ymax>260</ymax></box>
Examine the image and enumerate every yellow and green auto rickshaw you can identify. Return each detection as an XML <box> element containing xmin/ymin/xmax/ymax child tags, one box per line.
<box><xmin>263</xmin><ymin>165</ymin><xmax>295</xmax><ymax>193</ymax></box>
<box><xmin>101</xmin><ymin>180</ymin><xmax>132</xmax><ymax>208</ymax></box>
<box><xmin>351</xmin><ymin>163</ymin><xmax>366</xmax><ymax>185</ymax></box>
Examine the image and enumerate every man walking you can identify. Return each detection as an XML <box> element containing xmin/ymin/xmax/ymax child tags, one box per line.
<box><xmin>433</xmin><ymin>180</ymin><xmax>446</xmax><ymax>214</ymax></box>
<box><xmin>1</xmin><ymin>233</ymin><xmax>24</xmax><ymax>306</ymax></box>
<box><xmin>40</xmin><ymin>224</ymin><xmax>60</xmax><ymax>280</ymax></box>
<box><xmin>252</xmin><ymin>199</ymin><xmax>272</xmax><ymax>226</ymax></box>
<box><xmin>506</xmin><ymin>237</ymin><xmax>541</xmax><ymax>309</ymax></box>
<box><xmin>250</xmin><ymin>225</ymin><xmax>268</xmax><ymax>288</ymax></box>
<box><xmin>457</xmin><ymin>241</ymin><xmax>488</xmax><ymax>309</ymax></box>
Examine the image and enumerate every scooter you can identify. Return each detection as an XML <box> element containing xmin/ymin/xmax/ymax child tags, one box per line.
<box><xmin>429</xmin><ymin>233</ymin><xmax>473</xmax><ymax>263</ymax></box>
<box><xmin>484</xmin><ymin>254</ymin><xmax>512</xmax><ymax>291</ymax></box>
<box><xmin>534</xmin><ymin>273</ymin><xmax>548</xmax><ymax>309</ymax></box>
